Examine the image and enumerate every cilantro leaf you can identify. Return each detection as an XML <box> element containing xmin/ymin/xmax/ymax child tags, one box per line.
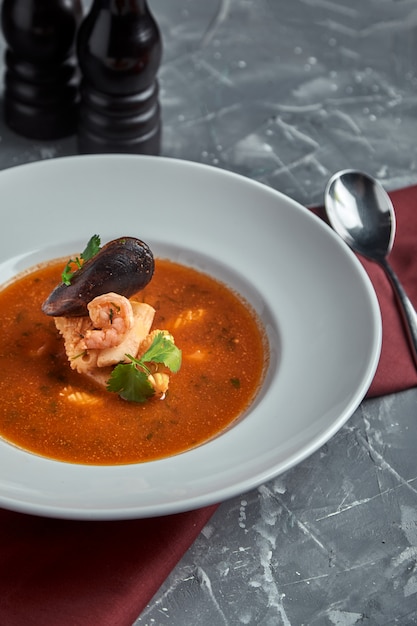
<box><xmin>106</xmin><ymin>362</ymin><xmax>155</xmax><ymax>403</ymax></box>
<box><xmin>61</xmin><ymin>235</ymin><xmax>101</xmax><ymax>285</ymax></box>
<box><xmin>61</xmin><ymin>262</ymin><xmax>77</xmax><ymax>286</ymax></box>
<box><xmin>106</xmin><ymin>333</ymin><xmax>182</xmax><ymax>402</ymax></box>
<box><xmin>81</xmin><ymin>234</ymin><xmax>101</xmax><ymax>262</ymax></box>
<box><xmin>141</xmin><ymin>332</ymin><xmax>182</xmax><ymax>373</ymax></box>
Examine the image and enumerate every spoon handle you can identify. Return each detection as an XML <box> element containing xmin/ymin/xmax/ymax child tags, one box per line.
<box><xmin>381</xmin><ymin>258</ymin><xmax>417</xmax><ymax>367</ymax></box>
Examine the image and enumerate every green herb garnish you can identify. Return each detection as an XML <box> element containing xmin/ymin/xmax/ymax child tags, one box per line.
<box><xmin>61</xmin><ymin>234</ymin><xmax>101</xmax><ymax>285</ymax></box>
<box><xmin>106</xmin><ymin>332</ymin><xmax>182</xmax><ymax>403</ymax></box>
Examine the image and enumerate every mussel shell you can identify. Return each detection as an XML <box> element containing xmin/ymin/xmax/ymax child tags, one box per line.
<box><xmin>42</xmin><ymin>237</ymin><xmax>154</xmax><ymax>317</ymax></box>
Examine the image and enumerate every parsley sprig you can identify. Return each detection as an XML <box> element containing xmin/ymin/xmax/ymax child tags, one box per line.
<box><xmin>106</xmin><ymin>332</ymin><xmax>182</xmax><ymax>402</ymax></box>
<box><xmin>62</xmin><ymin>235</ymin><xmax>101</xmax><ymax>285</ymax></box>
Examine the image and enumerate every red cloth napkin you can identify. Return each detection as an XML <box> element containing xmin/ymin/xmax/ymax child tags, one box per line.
<box><xmin>0</xmin><ymin>504</ymin><xmax>218</xmax><ymax>626</ymax></box>
<box><xmin>0</xmin><ymin>185</ymin><xmax>416</xmax><ymax>626</ymax></box>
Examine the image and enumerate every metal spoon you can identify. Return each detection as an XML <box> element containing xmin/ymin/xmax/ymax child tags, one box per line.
<box><xmin>324</xmin><ymin>169</ymin><xmax>417</xmax><ymax>367</ymax></box>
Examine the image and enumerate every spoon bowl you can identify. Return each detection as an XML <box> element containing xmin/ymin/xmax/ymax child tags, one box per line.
<box><xmin>324</xmin><ymin>169</ymin><xmax>417</xmax><ymax>368</ymax></box>
<box><xmin>325</xmin><ymin>170</ymin><xmax>395</xmax><ymax>260</ymax></box>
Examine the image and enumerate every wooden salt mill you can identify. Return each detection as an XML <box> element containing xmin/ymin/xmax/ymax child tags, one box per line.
<box><xmin>77</xmin><ymin>0</ymin><xmax>162</xmax><ymax>155</ymax></box>
<box><xmin>1</xmin><ymin>0</ymin><xmax>82</xmax><ymax>140</ymax></box>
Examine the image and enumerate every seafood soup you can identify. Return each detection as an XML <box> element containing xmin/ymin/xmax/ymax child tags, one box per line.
<box><xmin>0</xmin><ymin>242</ymin><xmax>268</xmax><ymax>465</ymax></box>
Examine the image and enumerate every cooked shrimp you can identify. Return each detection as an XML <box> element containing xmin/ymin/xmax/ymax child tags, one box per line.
<box><xmin>148</xmin><ymin>372</ymin><xmax>170</xmax><ymax>399</ymax></box>
<box><xmin>96</xmin><ymin>301</ymin><xmax>155</xmax><ymax>368</ymax></box>
<box><xmin>83</xmin><ymin>293</ymin><xmax>134</xmax><ymax>350</ymax></box>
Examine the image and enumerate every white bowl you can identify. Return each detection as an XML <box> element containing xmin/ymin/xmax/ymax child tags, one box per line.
<box><xmin>0</xmin><ymin>155</ymin><xmax>381</xmax><ymax>520</ymax></box>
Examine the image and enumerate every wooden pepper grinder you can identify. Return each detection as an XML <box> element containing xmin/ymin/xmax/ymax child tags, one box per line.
<box><xmin>1</xmin><ymin>0</ymin><xmax>82</xmax><ymax>140</ymax></box>
<box><xmin>76</xmin><ymin>0</ymin><xmax>162</xmax><ymax>155</ymax></box>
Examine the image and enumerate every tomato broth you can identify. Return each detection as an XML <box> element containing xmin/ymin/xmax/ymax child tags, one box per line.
<box><xmin>0</xmin><ymin>258</ymin><xmax>268</xmax><ymax>465</ymax></box>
